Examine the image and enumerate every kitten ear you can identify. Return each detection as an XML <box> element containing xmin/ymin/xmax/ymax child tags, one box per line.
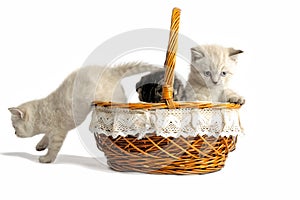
<box><xmin>228</xmin><ymin>48</ymin><xmax>243</xmax><ymax>61</ymax></box>
<box><xmin>191</xmin><ymin>47</ymin><xmax>205</xmax><ymax>62</ymax></box>
<box><xmin>8</xmin><ymin>107</ymin><xmax>25</xmax><ymax>119</ymax></box>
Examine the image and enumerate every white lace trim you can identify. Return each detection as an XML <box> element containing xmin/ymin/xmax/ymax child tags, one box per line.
<box><xmin>89</xmin><ymin>107</ymin><xmax>243</xmax><ymax>139</ymax></box>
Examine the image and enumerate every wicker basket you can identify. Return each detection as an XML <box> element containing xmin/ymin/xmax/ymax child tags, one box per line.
<box><xmin>90</xmin><ymin>8</ymin><xmax>242</xmax><ymax>175</ymax></box>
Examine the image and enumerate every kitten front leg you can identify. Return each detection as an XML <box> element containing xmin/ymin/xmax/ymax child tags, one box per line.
<box><xmin>39</xmin><ymin>130</ymin><xmax>67</xmax><ymax>163</ymax></box>
<box><xmin>223</xmin><ymin>89</ymin><xmax>245</xmax><ymax>105</ymax></box>
<box><xmin>36</xmin><ymin>135</ymin><xmax>49</xmax><ymax>151</ymax></box>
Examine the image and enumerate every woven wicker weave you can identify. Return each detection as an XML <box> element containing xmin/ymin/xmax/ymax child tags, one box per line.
<box><xmin>91</xmin><ymin>7</ymin><xmax>242</xmax><ymax>174</ymax></box>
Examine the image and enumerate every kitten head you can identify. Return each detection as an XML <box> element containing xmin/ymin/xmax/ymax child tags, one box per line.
<box><xmin>136</xmin><ymin>70</ymin><xmax>185</xmax><ymax>103</ymax></box>
<box><xmin>190</xmin><ymin>45</ymin><xmax>243</xmax><ymax>88</ymax></box>
<box><xmin>8</xmin><ymin>103</ymin><xmax>38</xmax><ymax>138</ymax></box>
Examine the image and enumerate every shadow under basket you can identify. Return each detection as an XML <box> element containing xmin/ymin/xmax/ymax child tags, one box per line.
<box><xmin>94</xmin><ymin>133</ymin><xmax>238</xmax><ymax>174</ymax></box>
<box><xmin>89</xmin><ymin>8</ymin><xmax>243</xmax><ymax>175</ymax></box>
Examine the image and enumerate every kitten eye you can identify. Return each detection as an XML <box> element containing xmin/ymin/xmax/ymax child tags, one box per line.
<box><xmin>204</xmin><ymin>71</ymin><xmax>211</xmax><ymax>77</ymax></box>
<box><xmin>220</xmin><ymin>71</ymin><xmax>227</xmax><ymax>77</ymax></box>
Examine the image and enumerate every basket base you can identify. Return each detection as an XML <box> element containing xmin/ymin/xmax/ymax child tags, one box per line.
<box><xmin>95</xmin><ymin>133</ymin><xmax>237</xmax><ymax>175</ymax></box>
<box><xmin>107</xmin><ymin>158</ymin><xmax>224</xmax><ymax>175</ymax></box>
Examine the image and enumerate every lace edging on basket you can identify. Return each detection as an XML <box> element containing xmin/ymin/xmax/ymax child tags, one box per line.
<box><xmin>89</xmin><ymin>107</ymin><xmax>243</xmax><ymax>139</ymax></box>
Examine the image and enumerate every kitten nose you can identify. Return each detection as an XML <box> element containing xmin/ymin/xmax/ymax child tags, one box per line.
<box><xmin>15</xmin><ymin>131</ymin><xmax>17</xmax><ymax>135</ymax></box>
<box><xmin>211</xmin><ymin>76</ymin><xmax>219</xmax><ymax>85</ymax></box>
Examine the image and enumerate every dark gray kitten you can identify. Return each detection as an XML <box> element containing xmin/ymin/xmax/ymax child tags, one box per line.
<box><xmin>136</xmin><ymin>69</ymin><xmax>186</xmax><ymax>103</ymax></box>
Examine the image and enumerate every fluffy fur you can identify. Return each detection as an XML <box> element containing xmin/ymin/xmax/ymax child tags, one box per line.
<box><xmin>185</xmin><ymin>44</ymin><xmax>245</xmax><ymax>104</ymax></box>
<box><xmin>135</xmin><ymin>69</ymin><xmax>186</xmax><ymax>103</ymax></box>
<box><xmin>8</xmin><ymin>62</ymin><xmax>158</xmax><ymax>163</ymax></box>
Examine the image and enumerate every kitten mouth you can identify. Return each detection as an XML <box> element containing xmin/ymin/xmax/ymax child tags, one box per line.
<box><xmin>15</xmin><ymin>132</ymin><xmax>27</xmax><ymax>138</ymax></box>
<box><xmin>209</xmin><ymin>82</ymin><xmax>220</xmax><ymax>87</ymax></box>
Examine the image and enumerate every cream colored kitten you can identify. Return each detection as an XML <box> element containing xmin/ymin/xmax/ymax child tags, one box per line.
<box><xmin>185</xmin><ymin>44</ymin><xmax>245</xmax><ymax>104</ymax></box>
<box><xmin>9</xmin><ymin>62</ymin><xmax>158</xmax><ymax>163</ymax></box>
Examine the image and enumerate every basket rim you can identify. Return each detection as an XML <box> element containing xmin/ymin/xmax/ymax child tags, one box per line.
<box><xmin>91</xmin><ymin>101</ymin><xmax>241</xmax><ymax>110</ymax></box>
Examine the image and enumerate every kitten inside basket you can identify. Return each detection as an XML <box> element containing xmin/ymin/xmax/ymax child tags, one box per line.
<box><xmin>136</xmin><ymin>44</ymin><xmax>245</xmax><ymax>104</ymax></box>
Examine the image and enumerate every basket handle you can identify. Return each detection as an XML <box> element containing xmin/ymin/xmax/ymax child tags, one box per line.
<box><xmin>162</xmin><ymin>7</ymin><xmax>181</xmax><ymax>109</ymax></box>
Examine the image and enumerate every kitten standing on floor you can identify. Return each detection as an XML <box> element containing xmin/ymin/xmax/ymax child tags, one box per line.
<box><xmin>8</xmin><ymin>62</ymin><xmax>158</xmax><ymax>163</ymax></box>
<box><xmin>185</xmin><ymin>44</ymin><xmax>245</xmax><ymax>104</ymax></box>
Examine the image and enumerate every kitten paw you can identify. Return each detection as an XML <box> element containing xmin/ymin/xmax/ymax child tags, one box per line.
<box><xmin>39</xmin><ymin>155</ymin><xmax>55</xmax><ymax>163</ymax></box>
<box><xmin>36</xmin><ymin>136</ymin><xmax>49</xmax><ymax>151</ymax></box>
<box><xmin>228</xmin><ymin>96</ymin><xmax>245</xmax><ymax>105</ymax></box>
<box><xmin>36</xmin><ymin>142</ymin><xmax>48</xmax><ymax>151</ymax></box>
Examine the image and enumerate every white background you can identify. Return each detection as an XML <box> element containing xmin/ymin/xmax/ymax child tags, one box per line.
<box><xmin>1</xmin><ymin>0</ymin><xmax>299</xmax><ymax>199</ymax></box>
